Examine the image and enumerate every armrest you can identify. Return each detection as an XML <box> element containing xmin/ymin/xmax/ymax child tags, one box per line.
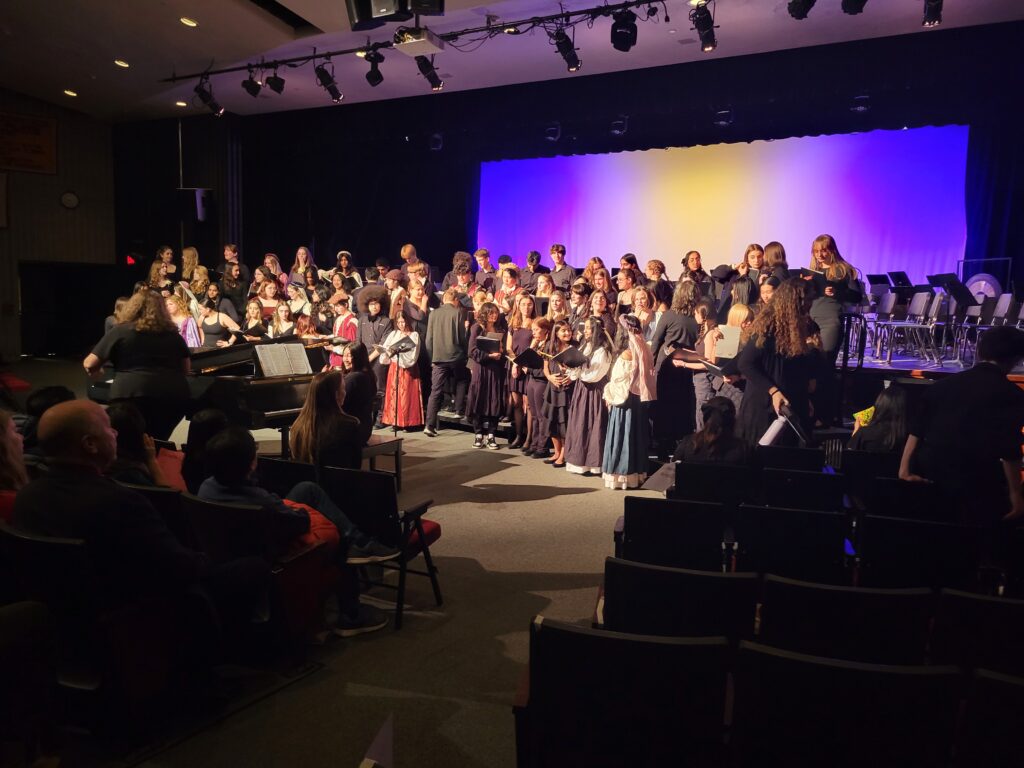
<box><xmin>276</xmin><ymin>539</ymin><xmax>328</xmax><ymax>568</ymax></box>
<box><xmin>399</xmin><ymin>499</ymin><xmax>434</xmax><ymax>526</ymax></box>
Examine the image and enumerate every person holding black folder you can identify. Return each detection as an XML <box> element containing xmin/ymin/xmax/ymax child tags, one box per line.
<box><xmin>735</xmin><ymin>280</ymin><xmax>819</xmax><ymax>445</ymax></box>
<box><xmin>650</xmin><ymin>281</ymin><xmax>700</xmax><ymax>459</ymax></box>
<box><xmin>523</xmin><ymin>318</ymin><xmax>553</xmax><ymax>458</ymax></box>
<box><xmin>564</xmin><ymin>316</ymin><xmax>614</xmax><ymax>476</ymax></box>
<box><xmin>506</xmin><ymin>294</ymin><xmax>537</xmax><ymax>449</ymax></box>
<box><xmin>541</xmin><ymin>321</ymin><xmax>578</xmax><ymax>468</ymax></box>
<box><xmin>466</xmin><ymin>303</ymin><xmax>507</xmax><ymax>449</ymax></box>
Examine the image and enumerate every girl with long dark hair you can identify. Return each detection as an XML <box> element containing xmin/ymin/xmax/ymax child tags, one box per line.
<box><xmin>289</xmin><ymin>370</ymin><xmax>363</xmax><ymax>471</ymax></box>
<box><xmin>673</xmin><ymin>396</ymin><xmax>751</xmax><ymax>465</ymax></box>
<box><xmin>542</xmin><ymin>320</ymin><xmax>576</xmax><ymax>468</ymax></box>
<box><xmin>466</xmin><ymin>302</ymin><xmax>507</xmax><ymax>449</ymax></box>
<box><xmin>564</xmin><ymin>316</ymin><xmax>614</xmax><ymax>476</ymax></box>
<box><xmin>847</xmin><ymin>386</ymin><xmax>909</xmax><ymax>453</ymax></box>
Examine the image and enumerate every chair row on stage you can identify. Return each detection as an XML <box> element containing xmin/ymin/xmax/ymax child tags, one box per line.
<box><xmin>865</xmin><ymin>289</ymin><xmax>1021</xmax><ymax>367</ymax></box>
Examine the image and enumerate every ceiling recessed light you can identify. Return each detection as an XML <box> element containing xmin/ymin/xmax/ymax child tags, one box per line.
<box><xmin>114</xmin><ymin>59</ymin><xmax>129</xmax><ymax>68</ymax></box>
<box><xmin>179</xmin><ymin>17</ymin><xmax>198</xmax><ymax>27</ymax></box>
<box><xmin>175</xmin><ymin>100</ymin><xmax>188</xmax><ymax>107</ymax></box>
<box><xmin>63</xmin><ymin>89</ymin><xmax>78</xmax><ymax>97</ymax></box>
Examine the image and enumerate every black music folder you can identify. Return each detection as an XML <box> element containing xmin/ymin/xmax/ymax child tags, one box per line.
<box><xmin>475</xmin><ymin>335</ymin><xmax>503</xmax><ymax>353</ymax></box>
<box><xmin>550</xmin><ymin>346</ymin><xmax>588</xmax><ymax>368</ymax></box>
<box><xmin>512</xmin><ymin>348</ymin><xmax>544</xmax><ymax>369</ymax></box>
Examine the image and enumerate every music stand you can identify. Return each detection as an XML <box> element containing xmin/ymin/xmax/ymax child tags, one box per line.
<box><xmin>927</xmin><ymin>273</ymin><xmax>978</xmax><ymax>363</ymax></box>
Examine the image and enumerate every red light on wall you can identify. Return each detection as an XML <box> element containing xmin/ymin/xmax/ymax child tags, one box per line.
<box><xmin>125</xmin><ymin>255</ymin><xmax>136</xmax><ymax>265</ymax></box>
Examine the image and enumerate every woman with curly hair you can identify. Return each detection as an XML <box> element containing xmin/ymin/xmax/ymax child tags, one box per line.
<box><xmin>736</xmin><ymin>278</ymin><xmax>820</xmax><ymax>444</ymax></box>
<box><xmin>83</xmin><ymin>291</ymin><xmax>191</xmax><ymax>439</ymax></box>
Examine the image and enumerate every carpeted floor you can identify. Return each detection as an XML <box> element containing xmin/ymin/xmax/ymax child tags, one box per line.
<box><xmin>5</xmin><ymin>357</ymin><xmax>658</xmax><ymax>767</ymax></box>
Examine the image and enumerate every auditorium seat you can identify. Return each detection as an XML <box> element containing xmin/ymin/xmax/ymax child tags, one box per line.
<box><xmin>958</xmin><ymin>669</ymin><xmax>1024</xmax><ymax>768</ymax></box>
<box><xmin>601</xmin><ymin>556</ymin><xmax>758</xmax><ymax>642</ymax></box>
<box><xmin>732</xmin><ymin>641</ymin><xmax>961</xmax><ymax>768</ymax></box>
<box><xmin>756</xmin><ymin>445</ymin><xmax>825</xmax><ymax>472</ymax></box>
<box><xmin>734</xmin><ymin>504</ymin><xmax>849</xmax><ymax>584</ymax></box>
<box><xmin>862</xmin><ymin>477</ymin><xmax>951</xmax><ymax>522</ymax></box>
<box><xmin>620</xmin><ymin>496</ymin><xmax>726</xmax><ymax>571</ymax></box>
<box><xmin>117</xmin><ymin>482</ymin><xmax>197</xmax><ymax>549</ymax></box>
<box><xmin>318</xmin><ymin>467</ymin><xmax>441</xmax><ymax>630</ymax></box>
<box><xmin>840</xmin><ymin>449</ymin><xmax>900</xmax><ymax>508</ymax></box>
<box><xmin>930</xmin><ymin>588</ymin><xmax>1024</xmax><ymax>677</ymax></box>
<box><xmin>758</xmin><ymin>574</ymin><xmax>932</xmax><ymax>664</ymax></box>
<box><xmin>514</xmin><ymin>616</ymin><xmax>729</xmax><ymax>767</ymax></box>
<box><xmin>255</xmin><ymin>456</ymin><xmax>317</xmax><ymax>498</ymax></box>
<box><xmin>672</xmin><ymin>461</ymin><xmax>755</xmax><ymax>525</ymax></box>
<box><xmin>761</xmin><ymin>468</ymin><xmax>844</xmax><ymax>512</ymax></box>
<box><xmin>858</xmin><ymin>515</ymin><xmax>983</xmax><ymax>589</ymax></box>
<box><xmin>153</xmin><ymin>447</ymin><xmax>189</xmax><ymax>492</ymax></box>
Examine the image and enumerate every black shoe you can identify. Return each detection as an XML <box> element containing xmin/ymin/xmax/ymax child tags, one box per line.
<box><xmin>346</xmin><ymin>540</ymin><xmax>401</xmax><ymax>565</ymax></box>
<box><xmin>552</xmin><ymin>461</ymin><xmax>566</xmax><ymax>469</ymax></box>
<box><xmin>534</xmin><ymin>452</ymin><xmax>551</xmax><ymax>460</ymax></box>
<box><xmin>333</xmin><ymin>604</ymin><xmax>389</xmax><ymax>638</ymax></box>
<box><xmin>486</xmin><ymin>435</ymin><xmax>499</xmax><ymax>450</ymax></box>
<box><xmin>522</xmin><ymin>449</ymin><xmax>535</xmax><ymax>457</ymax></box>
<box><xmin>509</xmin><ymin>437</ymin><xmax>524</xmax><ymax>449</ymax></box>
<box><xmin>521</xmin><ymin>445</ymin><xmax>533</xmax><ymax>454</ymax></box>
<box><xmin>424</xmin><ymin>426</ymin><xmax>438</xmax><ymax>437</ymax></box>
<box><xmin>473</xmin><ymin>435</ymin><xmax>484</xmax><ymax>449</ymax></box>
<box><xmin>543</xmin><ymin>457</ymin><xmax>556</xmax><ymax>464</ymax></box>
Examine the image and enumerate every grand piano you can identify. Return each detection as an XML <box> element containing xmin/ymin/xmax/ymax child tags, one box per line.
<box><xmin>89</xmin><ymin>338</ymin><xmax>329</xmax><ymax>454</ymax></box>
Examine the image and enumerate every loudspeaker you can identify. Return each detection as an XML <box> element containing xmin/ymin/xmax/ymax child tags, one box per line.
<box><xmin>345</xmin><ymin>0</ymin><xmax>412</xmax><ymax>31</ymax></box>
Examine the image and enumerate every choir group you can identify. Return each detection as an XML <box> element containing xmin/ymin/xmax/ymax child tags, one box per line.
<box><xmin>136</xmin><ymin>236</ymin><xmax>864</xmax><ymax>490</ymax></box>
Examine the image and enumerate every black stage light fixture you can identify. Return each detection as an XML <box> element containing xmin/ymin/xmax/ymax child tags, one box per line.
<box><xmin>315</xmin><ymin>62</ymin><xmax>344</xmax><ymax>103</ymax></box>
<box><xmin>690</xmin><ymin>2</ymin><xmax>716</xmax><ymax>52</ymax></box>
<box><xmin>194</xmin><ymin>77</ymin><xmax>224</xmax><ymax>116</ymax></box>
<box><xmin>365</xmin><ymin>51</ymin><xmax>385</xmax><ymax>87</ymax></box>
<box><xmin>266</xmin><ymin>69</ymin><xmax>286</xmax><ymax>94</ymax></box>
<box><xmin>345</xmin><ymin>0</ymin><xmax>413</xmax><ymax>32</ymax></box>
<box><xmin>241</xmin><ymin>68</ymin><xmax>262</xmax><ymax>97</ymax></box>
<box><xmin>415</xmin><ymin>55</ymin><xmax>443</xmax><ymax>91</ymax></box>
<box><xmin>553</xmin><ymin>29</ymin><xmax>581</xmax><ymax>72</ymax></box>
<box><xmin>841</xmin><ymin>0</ymin><xmax>867</xmax><ymax>14</ymax></box>
<box><xmin>611</xmin><ymin>9</ymin><xmax>638</xmax><ymax>53</ymax></box>
<box><xmin>787</xmin><ymin>0</ymin><xmax>816</xmax><ymax>20</ymax></box>
<box><xmin>922</xmin><ymin>0</ymin><xmax>942</xmax><ymax>27</ymax></box>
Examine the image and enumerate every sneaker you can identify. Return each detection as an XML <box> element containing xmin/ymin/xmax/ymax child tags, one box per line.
<box><xmin>333</xmin><ymin>604</ymin><xmax>389</xmax><ymax>638</ymax></box>
<box><xmin>423</xmin><ymin>426</ymin><xmax>438</xmax><ymax>437</ymax></box>
<box><xmin>486</xmin><ymin>435</ymin><xmax>499</xmax><ymax>450</ymax></box>
<box><xmin>473</xmin><ymin>434</ymin><xmax>484</xmax><ymax>449</ymax></box>
<box><xmin>346</xmin><ymin>540</ymin><xmax>402</xmax><ymax>565</ymax></box>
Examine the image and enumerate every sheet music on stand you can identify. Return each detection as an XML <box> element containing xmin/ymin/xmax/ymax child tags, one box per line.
<box><xmin>255</xmin><ymin>343</ymin><xmax>312</xmax><ymax>378</ymax></box>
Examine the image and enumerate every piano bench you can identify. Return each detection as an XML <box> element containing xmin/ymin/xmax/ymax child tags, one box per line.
<box><xmin>362</xmin><ymin>436</ymin><xmax>404</xmax><ymax>492</ymax></box>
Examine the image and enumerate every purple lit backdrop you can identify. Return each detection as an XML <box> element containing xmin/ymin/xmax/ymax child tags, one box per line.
<box><xmin>477</xmin><ymin>126</ymin><xmax>969</xmax><ymax>281</ymax></box>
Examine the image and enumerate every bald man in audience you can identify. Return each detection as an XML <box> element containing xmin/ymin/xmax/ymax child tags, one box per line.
<box><xmin>13</xmin><ymin>400</ymin><xmax>266</xmax><ymax>608</ymax></box>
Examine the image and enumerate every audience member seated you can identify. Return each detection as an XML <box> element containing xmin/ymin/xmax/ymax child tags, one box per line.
<box><xmin>900</xmin><ymin>326</ymin><xmax>1024</xmax><ymax>526</ymax></box>
<box><xmin>290</xmin><ymin>371</ymin><xmax>363</xmax><ymax>471</ymax></box>
<box><xmin>340</xmin><ymin>343</ymin><xmax>377</xmax><ymax>446</ymax></box>
<box><xmin>0</xmin><ymin>410</ymin><xmax>28</xmax><ymax>522</ymax></box>
<box><xmin>16</xmin><ymin>385</ymin><xmax>74</xmax><ymax>475</ymax></box>
<box><xmin>198</xmin><ymin>426</ymin><xmax>399</xmax><ymax>635</ymax></box>
<box><xmin>673</xmin><ymin>396</ymin><xmax>752</xmax><ymax>465</ymax></box>
<box><xmin>105</xmin><ymin>402</ymin><xmax>169</xmax><ymax>487</ymax></box>
<box><xmin>848</xmin><ymin>385</ymin><xmax>909</xmax><ymax>453</ymax></box>
<box><xmin>12</xmin><ymin>401</ymin><xmax>267</xmax><ymax>613</ymax></box>
<box><xmin>181</xmin><ymin>409</ymin><xmax>230</xmax><ymax>495</ymax></box>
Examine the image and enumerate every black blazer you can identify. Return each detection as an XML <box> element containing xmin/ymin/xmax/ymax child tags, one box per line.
<box><xmin>650</xmin><ymin>310</ymin><xmax>699</xmax><ymax>371</ymax></box>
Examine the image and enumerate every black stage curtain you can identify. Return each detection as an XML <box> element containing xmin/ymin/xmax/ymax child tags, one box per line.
<box><xmin>965</xmin><ymin>122</ymin><xmax>1024</xmax><ymax>294</ymax></box>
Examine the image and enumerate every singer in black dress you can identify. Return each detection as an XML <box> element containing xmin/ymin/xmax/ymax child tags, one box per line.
<box><xmin>541</xmin><ymin>321</ymin><xmax>577</xmax><ymax>468</ymax></box>
<box><xmin>736</xmin><ymin>280</ymin><xmax>819</xmax><ymax>445</ymax></box>
<box><xmin>466</xmin><ymin>303</ymin><xmax>507</xmax><ymax>448</ymax></box>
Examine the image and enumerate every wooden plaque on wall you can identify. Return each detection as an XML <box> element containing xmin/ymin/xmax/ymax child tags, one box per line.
<box><xmin>0</xmin><ymin>112</ymin><xmax>58</xmax><ymax>174</ymax></box>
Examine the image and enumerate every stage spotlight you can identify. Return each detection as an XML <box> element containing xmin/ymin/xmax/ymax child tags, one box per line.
<box><xmin>922</xmin><ymin>0</ymin><xmax>942</xmax><ymax>27</ymax></box>
<box><xmin>841</xmin><ymin>0</ymin><xmax>867</xmax><ymax>14</ymax></box>
<box><xmin>194</xmin><ymin>78</ymin><xmax>224</xmax><ymax>116</ymax></box>
<box><xmin>553</xmin><ymin>29</ymin><xmax>581</xmax><ymax>72</ymax></box>
<box><xmin>611</xmin><ymin>9</ymin><xmax>638</xmax><ymax>53</ymax></box>
<box><xmin>787</xmin><ymin>0</ymin><xmax>816</xmax><ymax>20</ymax></box>
<box><xmin>266</xmin><ymin>69</ymin><xmax>286</xmax><ymax>94</ymax></box>
<box><xmin>365</xmin><ymin>51</ymin><xmax>384</xmax><ymax>87</ymax></box>
<box><xmin>241</xmin><ymin>69</ymin><xmax>262</xmax><ymax>97</ymax></box>
<box><xmin>315</xmin><ymin>62</ymin><xmax>344</xmax><ymax>103</ymax></box>
<box><xmin>415</xmin><ymin>55</ymin><xmax>443</xmax><ymax>91</ymax></box>
<box><xmin>689</xmin><ymin>2</ymin><xmax>716</xmax><ymax>52</ymax></box>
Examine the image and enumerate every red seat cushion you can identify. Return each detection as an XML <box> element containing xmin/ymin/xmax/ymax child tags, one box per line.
<box><xmin>0</xmin><ymin>373</ymin><xmax>30</xmax><ymax>392</ymax></box>
<box><xmin>155</xmin><ymin>449</ymin><xmax>188</xmax><ymax>492</ymax></box>
<box><xmin>406</xmin><ymin>518</ymin><xmax>441</xmax><ymax>555</ymax></box>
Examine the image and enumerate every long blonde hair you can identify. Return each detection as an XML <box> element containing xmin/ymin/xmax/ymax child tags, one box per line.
<box><xmin>190</xmin><ymin>265</ymin><xmax>210</xmax><ymax>296</ymax></box>
<box><xmin>181</xmin><ymin>246</ymin><xmax>199</xmax><ymax>280</ymax></box>
<box><xmin>147</xmin><ymin>261</ymin><xmax>166</xmax><ymax>287</ymax></box>
<box><xmin>0</xmin><ymin>410</ymin><xmax>27</xmax><ymax>491</ymax></box>
<box><xmin>810</xmin><ymin>234</ymin><xmax>854</xmax><ymax>281</ymax></box>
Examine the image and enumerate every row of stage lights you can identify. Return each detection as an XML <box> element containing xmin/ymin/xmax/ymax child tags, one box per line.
<box><xmin>186</xmin><ymin>0</ymin><xmax>944</xmax><ymax>115</ymax></box>
<box><xmin>788</xmin><ymin>0</ymin><xmax>943</xmax><ymax>25</ymax></box>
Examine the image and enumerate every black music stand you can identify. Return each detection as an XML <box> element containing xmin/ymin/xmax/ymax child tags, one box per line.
<box><xmin>384</xmin><ymin>336</ymin><xmax>418</xmax><ymax>435</ymax></box>
<box><xmin>927</xmin><ymin>273</ymin><xmax>978</xmax><ymax>362</ymax></box>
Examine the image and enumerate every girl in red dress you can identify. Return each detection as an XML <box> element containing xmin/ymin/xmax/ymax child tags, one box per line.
<box><xmin>379</xmin><ymin>314</ymin><xmax>424</xmax><ymax>429</ymax></box>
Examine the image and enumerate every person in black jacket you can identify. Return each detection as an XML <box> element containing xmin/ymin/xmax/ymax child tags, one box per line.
<box><xmin>650</xmin><ymin>280</ymin><xmax>701</xmax><ymax>458</ymax></box>
<box><xmin>424</xmin><ymin>288</ymin><xmax>470</xmax><ymax>436</ymax></box>
<box><xmin>900</xmin><ymin>326</ymin><xmax>1024</xmax><ymax>526</ymax></box>
<box><xmin>356</xmin><ymin>287</ymin><xmax>393</xmax><ymax>428</ymax></box>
